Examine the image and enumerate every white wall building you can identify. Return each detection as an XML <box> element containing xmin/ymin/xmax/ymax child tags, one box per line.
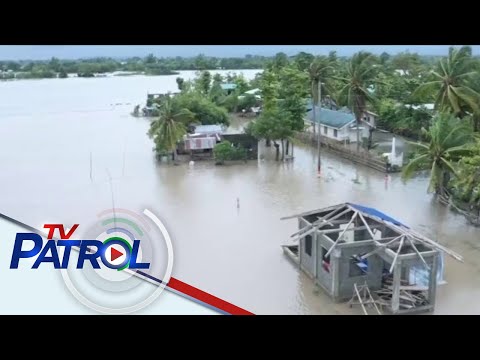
<box><xmin>306</xmin><ymin>106</ymin><xmax>375</xmax><ymax>143</ymax></box>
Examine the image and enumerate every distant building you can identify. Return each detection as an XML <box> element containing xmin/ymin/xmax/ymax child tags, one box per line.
<box><xmin>306</xmin><ymin>106</ymin><xmax>375</xmax><ymax>143</ymax></box>
<box><xmin>221</xmin><ymin>83</ymin><xmax>237</xmax><ymax>95</ymax></box>
<box><xmin>177</xmin><ymin>124</ymin><xmax>258</xmax><ymax>161</ymax></box>
<box><xmin>404</xmin><ymin>103</ymin><xmax>435</xmax><ymax>111</ymax></box>
<box><xmin>190</xmin><ymin>124</ymin><xmax>225</xmax><ymax>137</ymax></box>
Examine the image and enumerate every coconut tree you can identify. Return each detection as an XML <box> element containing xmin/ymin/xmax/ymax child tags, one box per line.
<box><xmin>308</xmin><ymin>56</ymin><xmax>335</xmax><ymax>135</ymax></box>
<box><xmin>336</xmin><ymin>52</ymin><xmax>377</xmax><ymax>152</ymax></box>
<box><xmin>402</xmin><ymin>113</ymin><xmax>474</xmax><ymax>196</ymax></box>
<box><xmin>414</xmin><ymin>46</ymin><xmax>480</xmax><ymax>118</ymax></box>
<box><xmin>148</xmin><ymin>97</ymin><xmax>193</xmax><ymax>162</ymax></box>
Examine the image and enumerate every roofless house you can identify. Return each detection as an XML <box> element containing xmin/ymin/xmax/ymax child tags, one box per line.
<box><xmin>281</xmin><ymin>203</ymin><xmax>463</xmax><ymax>314</ymax></box>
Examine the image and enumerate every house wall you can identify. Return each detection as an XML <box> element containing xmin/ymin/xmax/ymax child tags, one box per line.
<box><xmin>319</xmin><ymin>125</ymin><xmax>349</xmax><ymax>142</ymax></box>
<box><xmin>362</xmin><ymin>112</ymin><xmax>377</xmax><ymax>128</ymax></box>
<box><xmin>333</xmin><ymin>246</ymin><xmax>384</xmax><ymax>301</ymax></box>
<box><xmin>345</xmin><ymin>126</ymin><xmax>370</xmax><ymax>143</ymax></box>
<box><xmin>312</xmin><ymin>233</ymin><xmax>384</xmax><ymax>301</ymax></box>
<box><xmin>314</xmin><ymin>233</ymin><xmax>335</xmax><ymax>295</ymax></box>
<box><xmin>299</xmin><ymin>219</ymin><xmax>316</xmax><ymax>278</ymax></box>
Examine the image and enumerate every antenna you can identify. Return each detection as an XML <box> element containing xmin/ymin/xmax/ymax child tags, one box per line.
<box><xmin>106</xmin><ymin>168</ymin><xmax>116</xmax><ymax>228</ymax></box>
<box><xmin>122</xmin><ymin>141</ymin><xmax>127</xmax><ymax>177</ymax></box>
<box><xmin>90</xmin><ymin>151</ymin><xmax>93</xmax><ymax>182</ymax></box>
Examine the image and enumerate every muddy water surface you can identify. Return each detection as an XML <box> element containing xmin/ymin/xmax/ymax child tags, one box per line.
<box><xmin>0</xmin><ymin>71</ymin><xmax>479</xmax><ymax>314</ymax></box>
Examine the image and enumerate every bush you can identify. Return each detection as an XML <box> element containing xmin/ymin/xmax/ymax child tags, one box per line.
<box><xmin>238</xmin><ymin>94</ymin><xmax>258</xmax><ymax>111</ymax></box>
<box><xmin>174</xmin><ymin>92</ymin><xmax>230</xmax><ymax>126</ymax></box>
<box><xmin>213</xmin><ymin>141</ymin><xmax>247</xmax><ymax>164</ymax></box>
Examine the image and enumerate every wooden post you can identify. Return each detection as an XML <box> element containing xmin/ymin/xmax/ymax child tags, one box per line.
<box><xmin>314</xmin><ymin>232</ymin><xmax>319</xmax><ymax>278</ymax></box>
<box><xmin>428</xmin><ymin>254</ymin><xmax>438</xmax><ymax>309</ymax></box>
<box><xmin>392</xmin><ymin>260</ymin><xmax>401</xmax><ymax>313</ymax></box>
<box><xmin>298</xmin><ymin>218</ymin><xmax>302</xmax><ymax>269</ymax></box>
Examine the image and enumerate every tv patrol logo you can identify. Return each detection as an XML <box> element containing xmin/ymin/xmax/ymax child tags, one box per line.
<box><xmin>10</xmin><ymin>208</ymin><xmax>174</xmax><ymax>314</ymax></box>
<box><xmin>11</xmin><ymin>224</ymin><xmax>149</xmax><ymax>270</ymax></box>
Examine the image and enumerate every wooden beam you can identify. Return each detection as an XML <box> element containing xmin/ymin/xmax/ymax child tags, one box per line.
<box><xmin>389</xmin><ymin>223</ymin><xmax>463</xmax><ymax>262</ymax></box>
<box><xmin>364</xmin><ymin>284</ymin><xmax>381</xmax><ymax>315</ymax></box>
<box><xmin>318</xmin><ymin>224</ymin><xmax>383</xmax><ymax>237</ymax></box>
<box><xmin>354</xmin><ymin>283</ymin><xmax>368</xmax><ymax>315</ymax></box>
<box><xmin>392</xmin><ymin>262</ymin><xmax>401</xmax><ymax>313</ymax></box>
<box><xmin>389</xmin><ymin>236</ymin><xmax>405</xmax><ymax>273</ymax></box>
<box><xmin>357</xmin><ymin>211</ymin><xmax>376</xmax><ymax>240</ymax></box>
<box><xmin>398</xmin><ymin>251</ymin><xmax>437</xmax><ymax>261</ymax></box>
<box><xmin>280</xmin><ymin>204</ymin><xmax>345</xmax><ymax>220</ymax></box>
<box><xmin>361</xmin><ymin>240</ymin><xmax>397</xmax><ymax>259</ymax></box>
<box><xmin>362</xmin><ymin>235</ymin><xmax>404</xmax><ymax>260</ymax></box>
<box><xmin>325</xmin><ymin>212</ymin><xmax>358</xmax><ymax>257</ymax></box>
<box><xmin>407</xmin><ymin>236</ymin><xmax>431</xmax><ymax>271</ymax></box>
<box><xmin>290</xmin><ymin>226</ymin><xmax>313</xmax><ymax>238</ymax></box>
<box><xmin>312</xmin><ymin>208</ymin><xmax>352</xmax><ymax>229</ymax></box>
<box><xmin>291</xmin><ymin>226</ymin><xmax>318</xmax><ymax>242</ymax></box>
<box><xmin>289</xmin><ymin>207</ymin><xmax>351</xmax><ymax>238</ymax></box>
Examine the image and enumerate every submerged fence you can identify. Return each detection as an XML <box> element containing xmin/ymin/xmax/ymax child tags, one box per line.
<box><xmin>296</xmin><ymin>132</ymin><xmax>395</xmax><ymax>174</ymax></box>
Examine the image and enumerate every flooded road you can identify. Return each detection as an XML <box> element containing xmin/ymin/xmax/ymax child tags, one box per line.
<box><xmin>0</xmin><ymin>71</ymin><xmax>479</xmax><ymax>314</ymax></box>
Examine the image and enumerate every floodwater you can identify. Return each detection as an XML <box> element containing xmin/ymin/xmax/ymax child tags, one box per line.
<box><xmin>1</xmin><ymin>70</ymin><xmax>479</xmax><ymax>315</ymax></box>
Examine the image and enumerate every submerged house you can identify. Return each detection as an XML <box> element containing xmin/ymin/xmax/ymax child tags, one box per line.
<box><xmin>178</xmin><ymin>125</ymin><xmax>224</xmax><ymax>157</ymax></box>
<box><xmin>305</xmin><ymin>106</ymin><xmax>376</xmax><ymax>143</ymax></box>
<box><xmin>177</xmin><ymin>124</ymin><xmax>258</xmax><ymax>160</ymax></box>
<box><xmin>281</xmin><ymin>203</ymin><xmax>462</xmax><ymax>314</ymax></box>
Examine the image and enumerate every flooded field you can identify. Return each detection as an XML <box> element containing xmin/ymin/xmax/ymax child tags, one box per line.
<box><xmin>0</xmin><ymin>71</ymin><xmax>479</xmax><ymax>314</ymax></box>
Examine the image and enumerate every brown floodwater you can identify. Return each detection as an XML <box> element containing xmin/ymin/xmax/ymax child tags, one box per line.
<box><xmin>0</xmin><ymin>71</ymin><xmax>479</xmax><ymax>314</ymax></box>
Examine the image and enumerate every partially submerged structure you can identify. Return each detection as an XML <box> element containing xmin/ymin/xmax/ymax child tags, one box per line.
<box><xmin>177</xmin><ymin>124</ymin><xmax>258</xmax><ymax>161</ymax></box>
<box><xmin>281</xmin><ymin>203</ymin><xmax>463</xmax><ymax>314</ymax></box>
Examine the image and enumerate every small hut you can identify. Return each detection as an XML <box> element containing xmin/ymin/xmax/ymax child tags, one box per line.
<box><xmin>281</xmin><ymin>203</ymin><xmax>463</xmax><ymax>314</ymax></box>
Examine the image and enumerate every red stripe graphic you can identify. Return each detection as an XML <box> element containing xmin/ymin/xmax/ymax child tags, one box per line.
<box><xmin>168</xmin><ymin>277</ymin><xmax>254</xmax><ymax>315</ymax></box>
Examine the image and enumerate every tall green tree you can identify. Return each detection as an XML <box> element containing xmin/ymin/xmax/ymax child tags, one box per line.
<box><xmin>196</xmin><ymin>71</ymin><xmax>212</xmax><ymax>95</ymax></box>
<box><xmin>402</xmin><ymin>113</ymin><xmax>474</xmax><ymax>196</ymax></box>
<box><xmin>451</xmin><ymin>142</ymin><xmax>480</xmax><ymax>212</ymax></box>
<box><xmin>414</xmin><ymin>46</ymin><xmax>480</xmax><ymax>118</ymax></box>
<box><xmin>176</xmin><ymin>77</ymin><xmax>185</xmax><ymax>91</ymax></box>
<box><xmin>308</xmin><ymin>56</ymin><xmax>335</xmax><ymax>135</ymax></box>
<box><xmin>294</xmin><ymin>52</ymin><xmax>315</xmax><ymax>72</ymax></box>
<box><xmin>249</xmin><ymin>106</ymin><xmax>292</xmax><ymax>161</ymax></box>
<box><xmin>148</xmin><ymin>98</ymin><xmax>193</xmax><ymax>162</ymax></box>
<box><xmin>337</xmin><ymin>51</ymin><xmax>378</xmax><ymax>152</ymax></box>
<box><xmin>278</xmin><ymin>66</ymin><xmax>309</xmax><ymax>157</ymax></box>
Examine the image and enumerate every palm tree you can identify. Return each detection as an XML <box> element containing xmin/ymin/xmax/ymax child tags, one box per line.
<box><xmin>308</xmin><ymin>56</ymin><xmax>335</xmax><ymax>135</ymax></box>
<box><xmin>148</xmin><ymin>97</ymin><xmax>193</xmax><ymax>162</ymax></box>
<box><xmin>414</xmin><ymin>46</ymin><xmax>480</xmax><ymax>118</ymax></box>
<box><xmin>336</xmin><ymin>52</ymin><xmax>377</xmax><ymax>152</ymax></box>
<box><xmin>402</xmin><ymin>113</ymin><xmax>474</xmax><ymax>196</ymax></box>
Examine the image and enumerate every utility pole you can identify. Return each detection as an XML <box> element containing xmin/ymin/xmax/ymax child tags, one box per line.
<box><xmin>317</xmin><ymin>81</ymin><xmax>322</xmax><ymax>176</ymax></box>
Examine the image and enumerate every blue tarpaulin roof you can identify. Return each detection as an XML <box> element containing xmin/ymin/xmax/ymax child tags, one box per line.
<box><xmin>347</xmin><ymin>203</ymin><xmax>408</xmax><ymax>228</ymax></box>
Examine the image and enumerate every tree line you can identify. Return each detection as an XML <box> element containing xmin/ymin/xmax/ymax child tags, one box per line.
<box><xmin>148</xmin><ymin>46</ymin><xmax>480</xmax><ymax>216</ymax></box>
<box><xmin>0</xmin><ymin>54</ymin><xmax>272</xmax><ymax>79</ymax></box>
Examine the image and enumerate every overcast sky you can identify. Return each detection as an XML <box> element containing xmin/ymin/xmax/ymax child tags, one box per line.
<box><xmin>0</xmin><ymin>45</ymin><xmax>478</xmax><ymax>60</ymax></box>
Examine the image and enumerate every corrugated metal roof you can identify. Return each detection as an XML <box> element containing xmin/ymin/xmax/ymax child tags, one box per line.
<box><xmin>348</xmin><ymin>203</ymin><xmax>408</xmax><ymax>228</ymax></box>
<box><xmin>221</xmin><ymin>83</ymin><xmax>237</xmax><ymax>90</ymax></box>
<box><xmin>193</xmin><ymin>125</ymin><xmax>224</xmax><ymax>134</ymax></box>
<box><xmin>244</xmin><ymin>88</ymin><xmax>261</xmax><ymax>95</ymax></box>
<box><xmin>306</xmin><ymin>106</ymin><xmax>355</xmax><ymax>129</ymax></box>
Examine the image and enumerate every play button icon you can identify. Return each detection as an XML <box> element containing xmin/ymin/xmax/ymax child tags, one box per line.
<box><xmin>111</xmin><ymin>247</ymin><xmax>123</xmax><ymax>262</ymax></box>
<box><xmin>101</xmin><ymin>238</ymin><xmax>131</xmax><ymax>270</ymax></box>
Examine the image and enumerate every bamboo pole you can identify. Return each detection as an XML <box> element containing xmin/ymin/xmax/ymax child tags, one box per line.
<box><xmin>326</xmin><ymin>212</ymin><xmax>358</xmax><ymax>257</ymax></box>
<box><xmin>389</xmin><ymin>236</ymin><xmax>405</xmax><ymax>274</ymax></box>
